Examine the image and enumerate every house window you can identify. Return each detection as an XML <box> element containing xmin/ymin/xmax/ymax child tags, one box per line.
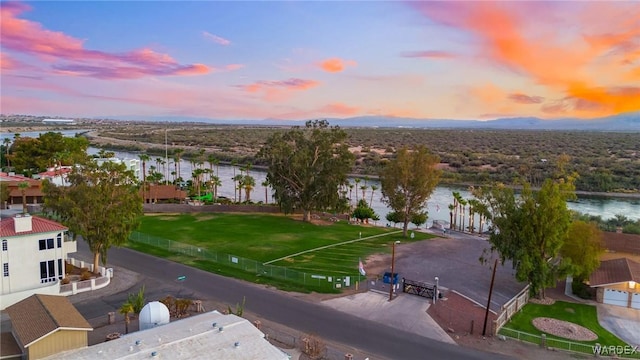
<box><xmin>47</xmin><ymin>238</ymin><xmax>54</xmax><ymax>249</ymax></box>
<box><xmin>58</xmin><ymin>259</ymin><xmax>63</xmax><ymax>277</ymax></box>
<box><xmin>40</xmin><ymin>260</ymin><xmax>57</xmax><ymax>283</ymax></box>
<box><xmin>57</xmin><ymin>237</ymin><xmax>62</xmax><ymax>248</ymax></box>
<box><xmin>2</xmin><ymin>240</ymin><xmax>7</xmax><ymax>251</ymax></box>
<box><xmin>3</xmin><ymin>263</ymin><xmax>8</xmax><ymax>277</ymax></box>
<box><xmin>39</xmin><ymin>240</ymin><xmax>46</xmax><ymax>250</ymax></box>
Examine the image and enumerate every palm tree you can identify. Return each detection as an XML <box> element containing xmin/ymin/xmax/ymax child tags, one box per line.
<box><xmin>452</xmin><ymin>191</ymin><xmax>461</xmax><ymax>230</ymax></box>
<box><xmin>3</xmin><ymin>138</ymin><xmax>10</xmax><ymax>168</ymax></box>
<box><xmin>370</xmin><ymin>185</ymin><xmax>378</xmax><ymax>205</ymax></box>
<box><xmin>354</xmin><ymin>179</ymin><xmax>361</xmax><ymax>202</ymax></box>
<box><xmin>138</xmin><ymin>154</ymin><xmax>150</xmax><ymax>203</ymax></box>
<box><xmin>231</xmin><ymin>160</ymin><xmax>238</xmax><ymax>202</ymax></box>
<box><xmin>119</xmin><ymin>302</ymin><xmax>134</xmax><ymax>334</ymax></box>
<box><xmin>448</xmin><ymin>204</ymin><xmax>455</xmax><ymax>230</ymax></box>
<box><xmin>348</xmin><ymin>184</ymin><xmax>354</xmax><ymax>208</ymax></box>
<box><xmin>261</xmin><ymin>180</ymin><xmax>269</xmax><ymax>204</ymax></box>
<box><xmin>467</xmin><ymin>199</ymin><xmax>476</xmax><ymax>233</ymax></box>
<box><xmin>174</xmin><ymin>148</ymin><xmax>184</xmax><ymax>182</ymax></box>
<box><xmin>211</xmin><ymin>176</ymin><xmax>221</xmax><ymax>200</ymax></box>
<box><xmin>192</xmin><ymin>168</ymin><xmax>205</xmax><ymax>201</ymax></box>
<box><xmin>207</xmin><ymin>154</ymin><xmax>217</xmax><ymax>179</ymax></box>
<box><xmin>243</xmin><ymin>175</ymin><xmax>255</xmax><ymax>202</ymax></box>
<box><xmin>459</xmin><ymin>198</ymin><xmax>467</xmax><ymax>232</ymax></box>
<box><xmin>360</xmin><ymin>185</ymin><xmax>367</xmax><ymax>203</ymax></box>
<box><xmin>18</xmin><ymin>181</ymin><xmax>29</xmax><ymax>213</ymax></box>
<box><xmin>233</xmin><ymin>174</ymin><xmax>244</xmax><ymax>203</ymax></box>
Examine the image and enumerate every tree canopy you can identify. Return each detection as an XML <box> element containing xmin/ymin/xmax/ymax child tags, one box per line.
<box><xmin>561</xmin><ymin>220</ymin><xmax>604</xmax><ymax>282</ymax></box>
<box><xmin>479</xmin><ymin>176</ymin><xmax>576</xmax><ymax>298</ymax></box>
<box><xmin>43</xmin><ymin>160</ymin><xmax>142</xmax><ymax>273</ymax></box>
<box><xmin>8</xmin><ymin>132</ymin><xmax>89</xmax><ymax>175</ymax></box>
<box><xmin>258</xmin><ymin>120</ymin><xmax>354</xmax><ymax>222</ymax></box>
<box><xmin>379</xmin><ymin>146</ymin><xmax>441</xmax><ymax>237</ymax></box>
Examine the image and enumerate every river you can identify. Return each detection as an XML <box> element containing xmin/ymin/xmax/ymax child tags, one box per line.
<box><xmin>3</xmin><ymin>130</ymin><xmax>638</xmax><ymax>224</ymax></box>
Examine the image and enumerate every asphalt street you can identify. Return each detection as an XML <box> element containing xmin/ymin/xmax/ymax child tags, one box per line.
<box><xmin>74</xmin><ymin>241</ymin><xmax>513</xmax><ymax>360</ymax></box>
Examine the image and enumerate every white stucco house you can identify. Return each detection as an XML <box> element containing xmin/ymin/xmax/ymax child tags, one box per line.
<box><xmin>0</xmin><ymin>214</ymin><xmax>76</xmax><ymax>310</ymax></box>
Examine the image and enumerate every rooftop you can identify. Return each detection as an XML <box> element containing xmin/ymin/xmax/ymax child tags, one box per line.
<box><xmin>0</xmin><ymin>215</ymin><xmax>67</xmax><ymax>237</ymax></box>
<box><xmin>6</xmin><ymin>294</ymin><xmax>92</xmax><ymax>348</ymax></box>
<box><xmin>589</xmin><ymin>258</ymin><xmax>640</xmax><ymax>287</ymax></box>
<box><xmin>43</xmin><ymin>311</ymin><xmax>288</xmax><ymax>360</ymax></box>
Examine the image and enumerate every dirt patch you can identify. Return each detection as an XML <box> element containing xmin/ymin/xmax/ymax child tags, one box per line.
<box><xmin>363</xmin><ymin>253</ymin><xmax>391</xmax><ymax>277</ymax></box>
<box><xmin>529</xmin><ymin>297</ymin><xmax>556</xmax><ymax>305</ymax></box>
<box><xmin>532</xmin><ymin>317</ymin><xmax>598</xmax><ymax>341</ymax></box>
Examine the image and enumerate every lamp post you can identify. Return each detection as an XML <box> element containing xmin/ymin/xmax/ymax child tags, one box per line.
<box><xmin>389</xmin><ymin>241</ymin><xmax>400</xmax><ymax>301</ymax></box>
<box><xmin>434</xmin><ymin>276</ymin><xmax>439</xmax><ymax>303</ymax></box>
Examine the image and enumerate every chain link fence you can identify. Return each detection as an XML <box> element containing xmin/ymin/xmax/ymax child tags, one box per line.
<box><xmin>129</xmin><ymin>231</ymin><xmax>355</xmax><ymax>293</ymax></box>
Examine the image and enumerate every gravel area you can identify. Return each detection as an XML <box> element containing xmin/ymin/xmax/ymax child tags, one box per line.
<box><xmin>532</xmin><ymin>317</ymin><xmax>598</xmax><ymax>341</ymax></box>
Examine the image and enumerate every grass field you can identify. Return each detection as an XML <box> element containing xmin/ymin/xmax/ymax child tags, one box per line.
<box><xmin>128</xmin><ymin>213</ymin><xmax>434</xmax><ymax>292</ymax></box>
<box><xmin>504</xmin><ymin>301</ymin><xmax>629</xmax><ymax>346</ymax></box>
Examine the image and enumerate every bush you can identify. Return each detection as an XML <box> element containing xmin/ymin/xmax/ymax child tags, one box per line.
<box><xmin>80</xmin><ymin>271</ymin><xmax>92</xmax><ymax>281</ymax></box>
<box><xmin>572</xmin><ymin>280</ymin><xmax>594</xmax><ymax>300</ymax></box>
<box><xmin>61</xmin><ymin>277</ymin><xmax>70</xmax><ymax>285</ymax></box>
<box><xmin>65</xmin><ymin>262</ymin><xmax>74</xmax><ymax>274</ymax></box>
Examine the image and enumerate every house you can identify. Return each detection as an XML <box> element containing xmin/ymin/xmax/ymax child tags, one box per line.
<box><xmin>0</xmin><ymin>214</ymin><xmax>76</xmax><ymax>310</ymax></box>
<box><xmin>43</xmin><ymin>311</ymin><xmax>289</xmax><ymax>360</ymax></box>
<box><xmin>589</xmin><ymin>258</ymin><xmax>640</xmax><ymax>309</ymax></box>
<box><xmin>140</xmin><ymin>184</ymin><xmax>187</xmax><ymax>204</ymax></box>
<box><xmin>0</xmin><ymin>173</ymin><xmax>44</xmax><ymax>210</ymax></box>
<box><xmin>36</xmin><ymin>166</ymin><xmax>73</xmax><ymax>187</ymax></box>
<box><xmin>5</xmin><ymin>294</ymin><xmax>92</xmax><ymax>359</ymax></box>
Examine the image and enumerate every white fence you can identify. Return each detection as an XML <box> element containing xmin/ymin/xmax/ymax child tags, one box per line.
<box><xmin>494</xmin><ymin>284</ymin><xmax>530</xmax><ymax>335</ymax></box>
<box><xmin>59</xmin><ymin>257</ymin><xmax>112</xmax><ymax>296</ymax></box>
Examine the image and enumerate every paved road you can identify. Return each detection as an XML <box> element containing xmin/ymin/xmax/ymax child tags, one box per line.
<box><xmin>76</xmin><ymin>241</ymin><xmax>513</xmax><ymax>360</ymax></box>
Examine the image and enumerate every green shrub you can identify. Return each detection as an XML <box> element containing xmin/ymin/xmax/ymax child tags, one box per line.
<box><xmin>80</xmin><ymin>271</ymin><xmax>92</xmax><ymax>281</ymax></box>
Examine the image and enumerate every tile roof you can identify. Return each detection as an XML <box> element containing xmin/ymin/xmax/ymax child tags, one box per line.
<box><xmin>6</xmin><ymin>294</ymin><xmax>92</xmax><ymax>348</ymax></box>
<box><xmin>0</xmin><ymin>215</ymin><xmax>68</xmax><ymax>237</ymax></box>
<box><xmin>1</xmin><ymin>332</ymin><xmax>22</xmax><ymax>358</ymax></box>
<box><xmin>589</xmin><ymin>258</ymin><xmax>640</xmax><ymax>287</ymax></box>
<box><xmin>0</xmin><ymin>172</ymin><xmax>32</xmax><ymax>182</ymax></box>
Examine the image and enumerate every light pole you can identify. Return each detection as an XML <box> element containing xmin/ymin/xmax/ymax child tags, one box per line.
<box><xmin>434</xmin><ymin>276</ymin><xmax>439</xmax><ymax>303</ymax></box>
<box><xmin>389</xmin><ymin>241</ymin><xmax>400</xmax><ymax>301</ymax></box>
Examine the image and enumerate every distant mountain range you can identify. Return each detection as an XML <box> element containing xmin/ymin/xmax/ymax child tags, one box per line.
<box><xmin>104</xmin><ymin>112</ymin><xmax>640</xmax><ymax>131</ymax></box>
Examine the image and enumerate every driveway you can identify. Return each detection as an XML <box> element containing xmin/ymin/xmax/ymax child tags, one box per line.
<box><xmin>394</xmin><ymin>229</ymin><xmax>527</xmax><ymax>312</ymax></box>
<box><xmin>597</xmin><ymin>303</ymin><xmax>640</xmax><ymax>346</ymax></box>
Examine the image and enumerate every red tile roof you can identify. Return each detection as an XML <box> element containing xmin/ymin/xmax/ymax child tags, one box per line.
<box><xmin>6</xmin><ymin>294</ymin><xmax>92</xmax><ymax>348</ymax></box>
<box><xmin>589</xmin><ymin>258</ymin><xmax>640</xmax><ymax>287</ymax></box>
<box><xmin>0</xmin><ymin>215</ymin><xmax>67</xmax><ymax>237</ymax></box>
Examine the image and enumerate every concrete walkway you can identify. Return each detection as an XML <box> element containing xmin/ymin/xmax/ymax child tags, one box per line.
<box><xmin>322</xmin><ymin>290</ymin><xmax>456</xmax><ymax>345</ymax></box>
<box><xmin>597</xmin><ymin>303</ymin><xmax>640</xmax><ymax>346</ymax></box>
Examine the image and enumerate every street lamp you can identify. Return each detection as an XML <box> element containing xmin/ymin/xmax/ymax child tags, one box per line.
<box><xmin>389</xmin><ymin>241</ymin><xmax>400</xmax><ymax>301</ymax></box>
<box><xmin>434</xmin><ymin>276</ymin><xmax>439</xmax><ymax>303</ymax></box>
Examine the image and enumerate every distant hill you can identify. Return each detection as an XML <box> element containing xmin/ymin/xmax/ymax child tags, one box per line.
<box><xmin>103</xmin><ymin>112</ymin><xmax>640</xmax><ymax>131</ymax></box>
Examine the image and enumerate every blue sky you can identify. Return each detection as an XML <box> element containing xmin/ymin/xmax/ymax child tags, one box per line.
<box><xmin>1</xmin><ymin>1</ymin><xmax>639</xmax><ymax>121</ymax></box>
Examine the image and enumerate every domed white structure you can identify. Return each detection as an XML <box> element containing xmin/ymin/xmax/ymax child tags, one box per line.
<box><xmin>138</xmin><ymin>301</ymin><xmax>170</xmax><ymax>331</ymax></box>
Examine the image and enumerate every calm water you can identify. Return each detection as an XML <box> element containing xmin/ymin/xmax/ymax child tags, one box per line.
<box><xmin>94</xmin><ymin>148</ymin><xmax>639</xmax><ymax>223</ymax></box>
<box><xmin>3</xmin><ymin>130</ymin><xmax>638</xmax><ymax>222</ymax></box>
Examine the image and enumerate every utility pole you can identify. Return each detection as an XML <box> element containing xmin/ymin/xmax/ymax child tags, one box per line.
<box><xmin>389</xmin><ymin>241</ymin><xmax>400</xmax><ymax>301</ymax></box>
<box><xmin>483</xmin><ymin>258</ymin><xmax>498</xmax><ymax>336</ymax></box>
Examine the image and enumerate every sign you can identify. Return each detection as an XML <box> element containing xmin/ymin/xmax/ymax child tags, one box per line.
<box><xmin>177</xmin><ymin>275</ymin><xmax>186</xmax><ymax>282</ymax></box>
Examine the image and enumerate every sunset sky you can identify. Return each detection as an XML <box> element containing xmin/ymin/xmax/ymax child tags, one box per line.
<box><xmin>1</xmin><ymin>1</ymin><xmax>639</xmax><ymax>121</ymax></box>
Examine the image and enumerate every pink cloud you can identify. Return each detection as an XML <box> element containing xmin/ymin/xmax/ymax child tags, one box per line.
<box><xmin>319</xmin><ymin>102</ymin><xmax>360</xmax><ymax>116</ymax></box>
<box><xmin>0</xmin><ymin>3</ymin><xmax>211</xmax><ymax>79</ymax></box>
<box><xmin>508</xmin><ymin>93</ymin><xmax>544</xmax><ymax>104</ymax></box>
<box><xmin>202</xmin><ymin>31</ymin><xmax>231</xmax><ymax>45</ymax></box>
<box><xmin>318</xmin><ymin>58</ymin><xmax>357</xmax><ymax>73</ymax></box>
<box><xmin>239</xmin><ymin>78</ymin><xmax>320</xmax><ymax>101</ymax></box>
<box><xmin>409</xmin><ymin>1</ymin><xmax>640</xmax><ymax>116</ymax></box>
<box><xmin>401</xmin><ymin>50</ymin><xmax>456</xmax><ymax>59</ymax></box>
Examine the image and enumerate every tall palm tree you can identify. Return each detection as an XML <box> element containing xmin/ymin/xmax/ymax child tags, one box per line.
<box><xmin>370</xmin><ymin>185</ymin><xmax>378</xmax><ymax>205</ymax></box>
<box><xmin>452</xmin><ymin>191</ymin><xmax>461</xmax><ymax>230</ymax></box>
<box><xmin>18</xmin><ymin>181</ymin><xmax>29</xmax><ymax>213</ymax></box>
<box><xmin>348</xmin><ymin>184</ymin><xmax>354</xmax><ymax>208</ymax></box>
<box><xmin>261</xmin><ymin>180</ymin><xmax>269</xmax><ymax>204</ymax></box>
<box><xmin>233</xmin><ymin>174</ymin><xmax>244</xmax><ymax>203</ymax></box>
<box><xmin>3</xmin><ymin>138</ymin><xmax>10</xmax><ymax>168</ymax></box>
<box><xmin>210</xmin><ymin>176</ymin><xmax>221</xmax><ymax>200</ymax></box>
<box><xmin>459</xmin><ymin>198</ymin><xmax>467</xmax><ymax>232</ymax></box>
<box><xmin>448</xmin><ymin>204</ymin><xmax>455</xmax><ymax>230</ymax></box>
<box><xmin>138</xmin><ymin>154</ymin><xmax>150</xmax><ymax>203</ymax></box>
<box><xmin>360</xmin><ymin>185</ymin><xmax>367</xmax><ymax>204</ymax></box>
<box><xmin>207</xmin><ymin>154</ymin><xmax>217</xmax><ymax>180</ymax></box>
<box><xmin>174</xmin><ymin>148</ymin><xmax>184</xmax><ymax>182</ymax></box>
<box><xmin>354</xmin><ymin>179</ymin><xmax>361</xmax><ymax>202</ymax></box>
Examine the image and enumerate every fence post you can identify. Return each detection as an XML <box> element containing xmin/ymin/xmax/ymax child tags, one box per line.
<box><xmin>540</xmin><ymin>334</ymin><xmax>546</xmax><ymax>348</ymax></box>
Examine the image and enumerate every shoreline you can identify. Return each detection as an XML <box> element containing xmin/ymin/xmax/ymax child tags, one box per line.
<box><xmin>3</xmin><ymin>127</ymin><xmax>639</xmax><ymax>200</ymax></box>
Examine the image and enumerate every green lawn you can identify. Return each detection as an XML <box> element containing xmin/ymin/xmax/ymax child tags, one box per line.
<box><xmin>503</xmin><ymin>301</ymin><xmax>633</xmax><ymax>352</ymax></box>
<box><xmin>128</xmin><ymin>213</ymin><xmax>434</xmax><ymax>292</ymax></box>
